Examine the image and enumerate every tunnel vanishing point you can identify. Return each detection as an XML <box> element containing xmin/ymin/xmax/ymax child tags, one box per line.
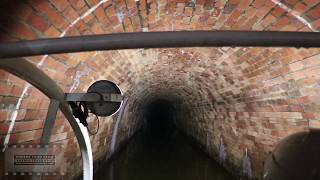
<box><xmin>0</xmin><ymin>0</ymin><xmax>320</xmax><ymax>179</ymax></box>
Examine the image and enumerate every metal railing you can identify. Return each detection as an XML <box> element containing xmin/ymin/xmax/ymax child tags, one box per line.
<box><xmin>0</xmin><ymin>31</ymin><xmax>320</xmax><ymax>58</ymax></box>
<box><xmin>0</xmin><ymin>31</ymin><xmax>319</xmax><ymax>180</ymax></box>
<box><xmin>0</xmin><ymin>58</ymin><xmax>93</xmax><ymax>180</ymax></box>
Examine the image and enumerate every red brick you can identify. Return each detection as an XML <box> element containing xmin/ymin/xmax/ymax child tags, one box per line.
<box><xmin>312</xmin><ymin>19</ymin><xmax>320</xmax><ymax>29</ymax></box>
<box><xmin>90</xmin><ymin>23</ymin><xmax>103</xmax><ymax>34</ymax></box>
<box><xmin>252</xmin><ymin>0</ymin><xmax>265</xmax><ymax>8</ymax></box>
<box><xmin>94</xmin><ymin>6</ymin><xmax>107</xmax><ymax>21</ymax></box>
<box><xmin>223</xmin><ymin>3</ymin><xmax>238</xmax><ymax>14</ymax></box>
<box><xmin>261</xmin><ymin>14</ymin><xmax>276</xmax><ymax>28</ymax></box>
<box><xmin>9</xmin><ymin>21</ymin><xmax>37</xmax><ymax>39</ymax></box>
<box><xmin>13</xmin><ymin>120</ymin><xmax>43</xmax><ymax>133</ymax></box>
<box><xmin>30</xmin><ymin>0</ymin><xmax>52</xmax><ymax>14</ymax></box>
<box><xmin>228</xmin><ymin>0</ymin><xmax>240</xmax><ymax>5</ymax></box>
<box><xmin>7</xmin><ymin>74</ymin><xmax>27</xmax><ymax>86</ymax></box>
<box><xmin>8</xmin><ymin>129</ymin><xmax>43</xmax><ymax>144</ymax></box>
<box><xmin>246</xmin><ymin>15</ymin><xmax>260</xmax><ymax>28</ymax></box>
<box><xmin>204</xmin><ymin>0</ymin><xmax>215</xmax><ymax>10</ymax></box>
<box><xmin>271</xmin><ymin>130</ymin><xmax>280</xmax><ymax>137</ymax></box>
<box><xmin>0</xmin><ymin>83</ymin><xmax>12</xmax><ymax>96</ymax></box>
<box><xmin>309</xmin><ymin>120</ymin><xmax>320</xmax><ymax>128</ymax></box>
<box><xmin>297</xmin><ymin>96</ymin><xmax>309</xmax><ymax>103</ymax></box>
<box><xmin>115</xmin><ymin>0</ymin><xmax>127</xmax><ymax>9</ymax></box>
<box><xmin>289</xmin><ymin>105</ymin><xmax>304</xmax><ymax>111</ymax></box>
<box><xmin>49</xmin><ymin>0</ymin><xmax>69</xmax><ymax>12</ymax></box>
<box><xmin>306</xmin><ymin>4</ymin><xmax>320</xmax><ymax>20</ymax></box>
<box><xmin>269</xmin><ymin>16</ymin><xmax>290</xmax><ymax>30</ymax></box>
<box><xmin>303</xmin><ymin>112</ymin><xmax>315</xmax><ymax>119</ymax></box>
<box><xmin>0</xmin><ymin>110</ymin><xmax>8</xmax><ymax>122</ymax></box>
<box><xmin>237</xmin><ymin>0</ymin><xmax>252</xmax><ymax>9</ymax></box>
<box><xmin>0</xmin><ymin>1</ymin><xmax>320</xmax><ymax>179</ymax></box>
<box><xmin>63</xmin><ymin>6</ymin><xmax>79</xmax><ymax>22</ymax></box>
<box><xmin>11</xmin><ymin>85</ymin><xmax>24</xmax><ymax>97</ymax></box>
<box><xmin>83</xmin><ymin>13</ymin><xmax>95</xmax><ymax>24</ymax></box>
<box><xmin>0</xmin><ymin>70</ymin><xmax>9</xmax><ymax>81</ymax></box>
<box><xmin>86</xmin><ymin>0</ymin><xmax>100</xmax><ymax>6</ymax></box>
<box><xmin>303</xmin><ymin>0</ymin><xmax>319</xmax><ymax>7</ymax></box>
<box><xmin>271</xmin><ymin>6</ymin><xmax>286</xmax><ymax>17</ymax></box>
<box><xmin>15</xmin><ymin>3</ymin><xmax>34</xmax><ymax>20</ymax></box>
<box><xmin>294</xmin><ymin>2</ymin><xmax>309</xmax><ymax>14</ymax></box>
<box><xmin>196</xmin><ymin>0</ymin><xmax>205</xmax><ymax>5</ymax></box>
<box><xmin>24</xmin><ymin>110</ymin><xmax>41</xmax><ymax>120</ymax></box>
<box><xmin>46</xmin><ymin>7</ymin><xmax>68</xmax><ymax>29</ymax></box>
<box><xmin>30</xmin><ymin>1</ymin><xmax>68</xmax><ymax>29</ymax></box>
<box><xmin>148</xmin><ymin>12</ymin><xmax>157</xmax><ymax>22</ymax></box>
<box><xmin>105</xmin><ymin>6</ymin><xmax>117</xmax><ymax>18</ymax></box>
<box><xmin>246</xmin><ymin>7</ymin><xmax>257</xmax><ymax>18</ymax></box>
<box><xmin>69</xmin><ymin>0</ymin><xmax>87</xmax><ymax>11</ymax></box>
<box><xmin>184</xmin><ymin>7</ymin><xmax>193</xmax><ymax>17</ymax></box>
<box><xmin>225</xmin><ymin>9</ymin><xmax>242</xmax><ymax>26</ymax></box>
<box><xmin>26</xmin><ymin>14</ymin><xmax>50</xmax><ymax>32</ymax></box>
<box><xmin>0</xmin><ymin>123</ymin><xmax>9</xmax><ymax>134</ymax></box>
<box><xmin>44</xmin><ymin>25</ymin><xmax>61</xmax><ymax>37</ymax></box>
<box><xmin>282</xmin><ymin>0</ymin><xmax>299</xmax><ymax>7</ymax></box>
<box><xmin>109</xmin><ymin>15</ymin><xmax>120</xmax><ymax>25</ymax></box>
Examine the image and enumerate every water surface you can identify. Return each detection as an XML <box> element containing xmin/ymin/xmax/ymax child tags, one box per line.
<box><xmin>95</xmin><ymin>129</ymin><xmax>236</xmax><ymax>180</ymax></box>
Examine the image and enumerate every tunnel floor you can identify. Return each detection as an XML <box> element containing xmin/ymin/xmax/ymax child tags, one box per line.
<box><xmin>95</xmin><ymin>128</ymin><xmax>236</xmax><ymax>180</ymax></box>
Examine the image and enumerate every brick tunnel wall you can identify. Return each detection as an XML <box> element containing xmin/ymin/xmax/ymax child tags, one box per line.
<box><xmin>0</xmin><ymin>0</ymin><xmax>320</xmax><ymax>179</ymax></box>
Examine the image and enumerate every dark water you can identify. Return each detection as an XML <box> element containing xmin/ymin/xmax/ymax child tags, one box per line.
<box><xmin>95</xmin><ymin>129</ymin><xmax>236</xmax><ymax>180</ymax></box>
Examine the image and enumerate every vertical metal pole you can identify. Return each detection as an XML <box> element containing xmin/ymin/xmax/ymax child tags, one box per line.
<box><xmin>40</xmin><ymin>99</ymin><xmax>60</xmax><ymax>145</ymax></box>
<box><xmin>0</xmin><ymin>58</ymin><xmax>93</xmax><ymax>180</ymax></box>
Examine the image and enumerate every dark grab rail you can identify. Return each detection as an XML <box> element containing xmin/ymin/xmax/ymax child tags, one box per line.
<box><xmin>0</xmin><ymin>31</ymin><xmax>319</xmax><ymax>58</ymax></box>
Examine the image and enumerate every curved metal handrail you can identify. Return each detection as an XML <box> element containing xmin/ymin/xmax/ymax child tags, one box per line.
<box><xmin>0</xmin><ymin>31</ymin><xmax>319</xmax><ymax>58</ymax></box>
<box><xmin>0</xmin><ymin>58</ymin><xmax>93</xmax><ymax>180</ymax></box>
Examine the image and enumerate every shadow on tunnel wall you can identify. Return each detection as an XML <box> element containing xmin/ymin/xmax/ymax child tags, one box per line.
<box><xmin>0</xmin><ymin>0</ymin><xmax>26</xmax><ymax>42</ymax></box>
<box><xmin>263</xmin><ymin>130</ymin><xmax>320</xmax><ymax>180</ymax></box>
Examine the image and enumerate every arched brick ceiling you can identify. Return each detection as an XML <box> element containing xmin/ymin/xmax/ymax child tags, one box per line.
<box><xmin>0</xmin><ymin>0</ymin><xmax>320</xmax><ymax>178</ymax></box>
<box><xmin>1</xmin><ymin>0</ymin><xmax>318</xmax><ymax>104</ymax></box>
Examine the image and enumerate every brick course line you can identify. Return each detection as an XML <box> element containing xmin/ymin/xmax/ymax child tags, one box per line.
<box><xmin>2</xmin><ymin>0</ymin><xmax>111</xmax><ymax>152</ymax></box>
<box><xmin>271</xmin><ymin>0</ymin><xmax>318</xmax><ymax>32</ymax></box>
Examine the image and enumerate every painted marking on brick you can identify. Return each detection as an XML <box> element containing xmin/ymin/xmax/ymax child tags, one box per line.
<box><xmin>116</xmin><ymin>9</ymin><xmax>125</xmax><ymax>23</ymax></box>
<box><xmin>242</xmin><ymin>148</ymin><xmax>253</xmax><ymax>178</ymax></box>
<box><xmin>219</xmin><ymin>136</ymin><xmax>226</xmax><ymax>162</ymax></box>
<box><xmin>2</xmin><ymin>0</ymin><xmax>111</xmax><ymax>152</ymax></box>
<box><xmin>110</xmin><ymin>98</ymin><xmax>128</xmax><ymax>154</ymax></box>
<box><xmin>271</xmin><ymin>0</ymin><xmax>318</xmax><ymax>32</ymax></box>
<box><xmin>2</xmin><ymin>86</ymin><xmax>29</xmax><ymax>152</ymax></box>
<box><xmin>69</xmin><ymin>67</ymin><xmax>91</xmax><ymax>92</ymax></box>
<box><xmin>60</xmin><ymin>0</ymin><xmax>110</xmax><ymax>37</ymax></box>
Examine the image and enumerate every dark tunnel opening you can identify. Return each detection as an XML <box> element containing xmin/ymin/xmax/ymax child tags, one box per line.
<box><xmin>94</xmin><ymin>97</ymin><xmax>236</xmax><ymax>180</ymax></box>
<box><xmin>143</xmin><ymin>99</ymin><xmax>176</xmax><ymax>140</ymax></box>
